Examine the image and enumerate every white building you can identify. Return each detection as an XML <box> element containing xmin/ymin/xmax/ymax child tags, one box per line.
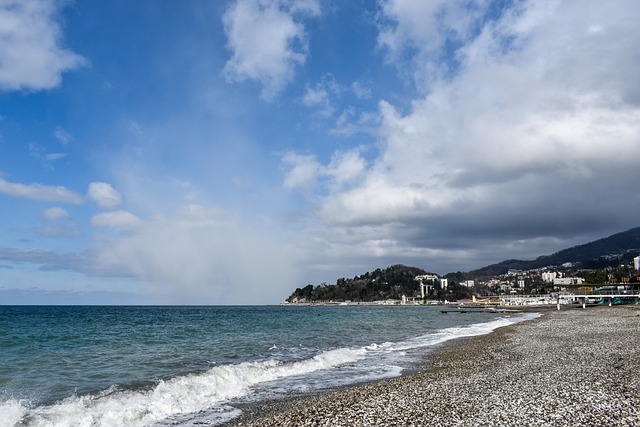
<box><xmin>634</xmin><ymin>256</ymin><xmax>640</xmax><ymax>271</ymax></box>
<box><xmin>541</xmin><ymin>271</ymin><xmax>558</xmax><ymax>283</ymax></box>
<box><xmin>415</xmin><ymin>274</ymin><xmax>439</xmax><ymax>298</ymax></box>
<box><xmin>553</xmin><ymin>277</ymin><xmax>584</xmax><ymax>286</ymax></box>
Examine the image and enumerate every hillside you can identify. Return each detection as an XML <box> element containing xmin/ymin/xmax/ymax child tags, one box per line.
<box><xmin>286</xmin><ymin>264</ymin><xmax>474</xmax><ymax>303</ymax></box>
<box><xmin>286</xmin><ymin>227</ymin><xmax>640</xmax><ymax>303</ymax></box>
<box><xmin>287</xmin><ymin>265</ymin><xmax>426</xmax><ymax>303</ymax></box>
<box><xmin>470</xmin><ymin>227</ymin><xmax>640</xmax><ymax>277</ymax></box>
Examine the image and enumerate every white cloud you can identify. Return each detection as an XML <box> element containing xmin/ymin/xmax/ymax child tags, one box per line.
<box><xmin>325</xmin><ymin>149</ymin><xmax>367</xmax><ymax>191</ymax></box>
<box><xmin>38</xmin><ymin>223</ymin><xmax>77</xmax><ymax>238</ymax></box>
<box><xmin>302</xmin><ymin>85</ymin><xmax>332</xmax><ymax>116</ymax></box>
<box><xmin>45</xmin><ymin>152</ymin><xmax>67</xmax><ymax>161</ymax></box>
<box><xmin>95</xmin><ymin>205</ymin><xmax>298</xmax><ymax>304</ymax></box>
<box><xmin>178</xmin><ymin>204</ymin><xmax>225</xmax><ymax>222</ymax></box>
<box><xmin>377</xmin><ymin>0</ymin><xmax>449</xmax><ymax>57</ymax></box>
<box><xmin>284</xmin><ymin>0</ymin><xmax>640</xmax><ymax>273</ymax></box>
<box><xmin>331</xmin><ymin>108</ymin><xmax>378</xmax><ymax>137</ymax></box>
<box><xmin>282</xmin><ymin>148</ymin><xmax>367</xmax><ymax>195</ymax></box>
<box><xmin>87</xmin><ymin>182</ymin><xmax>122</xmax><ymax>210</ymax></box>
<box><xmin>28</xmin><ymin>142</ymin><xmax>68</xmax><ymax>167</ymax></box>
<box><xmin>378</xmin><ymin>0</ymin><xmax>486</xmax><ymax>56</ymax></box>
<box><xmin>41</xmin><ymin>207</ymin><xmax>69</xmax><ymax>220</ymax></box>
<box><xmin>91</xmin><ymin>210</ymin><xmax>141</xmax><ymax>230</ymax></box>
<box><xmin>351</xmin><ymin>81</ymin><xmax>372</xmax><ymax>100</ymax></box>
<box><xmin>53</xmin><ymin>126</ymin><xmax>72</xmax><ymax>144</ymax></box>
<box><xmin>0</xmin><ymin>177</ymin><xmax>83</xmax><ymax>204</ymax></box>
<box><xmin>222</xmin><ymin>0</ymin><xmax>320</xmax><ymax>100</ymax></box>
<box><xmin>282</xmin><ymin>152</ymin><xmax>322</xmax><ymax>190</ymax></box>
<box><xmin>355</xmin><ymin>0</ymin><xmax>640</xmax><ymax>218</ymax></box>
<box><xmin>377</xmin><ymin>0</ymin><xmax>488</xmax><ymax>92</ymax></box>
<box><xmin>129</xmin><ymin>121</ymin><xmax>143</xmax><ymax>137</ymax></box>
<box><xmin>301</xmin><ymin>75</ymin><xmax>342</xmax><ymax>117</ymax></box>
<box><xmin>0</xmin><ymin>0</ymin><xmax>86</xmax><ymax>91</ymax></box>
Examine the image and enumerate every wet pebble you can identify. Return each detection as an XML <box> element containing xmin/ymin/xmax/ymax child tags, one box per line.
<box><xmin>226</xmin><ymin>306</ymin><xmax>640</xmax><ymax>426</ymax></box>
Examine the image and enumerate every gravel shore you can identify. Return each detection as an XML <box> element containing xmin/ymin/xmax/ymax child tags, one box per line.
<box><xmin>225</xmin><ymin>306</ymin><xmax>640</xmax><ymax>426</ymax></box>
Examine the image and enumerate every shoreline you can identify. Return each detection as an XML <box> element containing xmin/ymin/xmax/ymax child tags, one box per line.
<box><xmin>224</xmin><ymin>306</ymin><xmax>639</xmax><ymax>426</ymax></box>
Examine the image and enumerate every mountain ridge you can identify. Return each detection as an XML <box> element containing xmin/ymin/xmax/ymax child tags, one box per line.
<box><xmin>286</xmin><ymin>227</ymin><xmax>640</xmax><ymax>302</ymax></box>
<box><xmin>469</xmin><ymin>227</ymin><xmax>640</xmax><ymax>277</ymax></box>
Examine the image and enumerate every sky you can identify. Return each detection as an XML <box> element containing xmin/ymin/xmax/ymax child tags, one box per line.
<box><xmin>0</xmin><ymin>0</ymin><xmax>639</xmax><ymax>304</ymax></box>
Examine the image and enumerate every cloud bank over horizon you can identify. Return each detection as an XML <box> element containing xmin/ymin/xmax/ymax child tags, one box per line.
<box><xmin>0</xmin><ymin>0</ymin><xmax>638</xmax><ymax>304</ymax></box>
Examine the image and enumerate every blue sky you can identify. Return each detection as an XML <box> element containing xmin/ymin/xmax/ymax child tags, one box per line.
<box><xmin>1</xmin><ymin>0</ymin><xmax>639</xmax><ymax>304</ymax></box>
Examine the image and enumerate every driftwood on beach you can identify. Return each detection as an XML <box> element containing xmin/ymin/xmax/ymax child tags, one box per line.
<box><xmin>226</xmin><ymin>306</ymin><xmax>640</xmax><ymax>426</ymax></box>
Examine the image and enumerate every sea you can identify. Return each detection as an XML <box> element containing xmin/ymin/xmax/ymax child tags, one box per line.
<box><xmin>0</xmin><ymin>305</ymin><xmax>539</xmax><ymax>426</ymax></box>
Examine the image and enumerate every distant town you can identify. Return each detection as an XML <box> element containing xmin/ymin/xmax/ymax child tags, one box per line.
<box><xmin>285</xmin><ymin>254</ymin><xmax>640</xmax><ymax>307</ymax></box>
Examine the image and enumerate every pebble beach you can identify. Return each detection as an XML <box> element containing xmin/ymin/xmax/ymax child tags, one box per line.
<box><xmin>225</xmin><ymin>306</ymin><xmax>640</xmax><ymax>426</ymax></box>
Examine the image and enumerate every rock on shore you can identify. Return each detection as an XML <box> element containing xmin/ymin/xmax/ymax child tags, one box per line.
<box><xmin>225</xmin><ymin>306</ymin><xmax>640</xmax><ymax>426</ymax></box>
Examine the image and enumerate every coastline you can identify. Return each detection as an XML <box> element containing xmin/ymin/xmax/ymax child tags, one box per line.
<box><xmin>224</xmin><ymin>306</ymin><xmax>640</xmax><ymax>426</ymax></box>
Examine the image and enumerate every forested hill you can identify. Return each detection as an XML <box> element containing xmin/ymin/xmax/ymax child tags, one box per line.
<box><xmin>286</xmin><ymin>264</ymin><xmax>473</xmax><ymax>303</ymax></box>
<box><xmin>470</xmin><ymin>227</ymin><xmax>640</xmax><ymax>277</ymax></box>
<box><xmin>286</xmin><ymin>227</ymin><xmax>640</xmax><ymax>303</ymax></box>
<box><xmin>287</xmin><ymin>265</ymin><xmax>427</xmax><ymax>303</ymax></box>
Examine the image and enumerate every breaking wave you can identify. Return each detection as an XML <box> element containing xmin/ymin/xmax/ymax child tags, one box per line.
<box><xmin>4</xmin><ymin>312</ymin><xmax>538</xmax><ymax>427</ymax></box>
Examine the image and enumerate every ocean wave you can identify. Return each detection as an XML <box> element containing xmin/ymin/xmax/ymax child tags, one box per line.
<box><xmin>4</xmin><ymin>312</ymin><xmax>538</xmax><ymax>427</ymax></box>
<box><xmin>0</xmin><ymin>400</ymin><xmax>27</xmax><ymax>427</ymax></box>
<box><xmin>381</xmin><ymin>313</ymin><xmax>540</xmax><ymax>353</ymax></box>
<box><xmin>5</xmin><ymin>347</ymin><xmax>367</xmax><ymax>427</ymax></box>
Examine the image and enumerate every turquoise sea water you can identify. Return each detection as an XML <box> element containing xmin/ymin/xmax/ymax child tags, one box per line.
<box><xmin>0</xmin><ymin>305</ymin><xmax>538</xmax><ymax>426</ymax></box>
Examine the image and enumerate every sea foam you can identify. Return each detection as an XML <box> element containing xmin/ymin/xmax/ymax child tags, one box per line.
<box><xmin>5</xmin><ymin>312</ymin><xmax>538</xmax><ymax>427</ymax></box>
<box><xmin>8</xmin><ymin>347</ymin><xmax>367</xmax><ymax>427</ymax></box>
<box><xmin>0</xmin><ymin>400</ymin><xmax>27</xmax><ymax>427</ymax></box>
